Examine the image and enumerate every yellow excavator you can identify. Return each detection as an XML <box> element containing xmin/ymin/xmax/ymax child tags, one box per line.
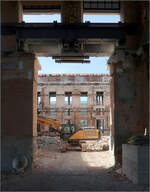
<box><xmin>37</xmin><ymin>116</ymin><xmax>100</xmax><ymax>152</ymax></box>
<box><xmin>37</xmin><ymin>116</ymin><xmax>61</xmax><ymax>132</ymax></box>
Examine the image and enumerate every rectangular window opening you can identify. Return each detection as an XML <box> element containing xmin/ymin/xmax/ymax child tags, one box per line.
<box><xmin>23</xmin><ymin>14</ymin><xmax>61</xmax><ymax>23</ymax></box>
<box><xmin>100</xmin><ymin>119</ymin><xmax>104</xmax><ymax>130</ymax></box>
<box><xmin>49</xmin><ymin>92</ymin><xmax>56</xmax><ymax>106</ymax></box>
<box><xmin>83</xmin><ymin>14</ymin><xmax>120</xmax><ymax>23</ymax></box>
<box><xmin>80</xmin><ymin>119</ymin><xmax>88</xmax><ymax>127</ymax></box>
<box><xmin>97</xmin><ymin>119</ymin><xmax>104</xmax><ymax>130</ymax></box>
<box><xmin>37</xmin><ymin>92</ymin><xmax>41</xmax><ymax>106</ymax></box>
<box><xmin>96</xmin><ymin>108</ymin><xmax>104</xmax><ymax>115</ymax></box>
<box><xmin>80</xmin><ymin>92</ymin><xmax>88</xmax><ymax>105</ymax></box>
<box><xmin>96</xmin><ymin>92</ymin><xmax>104</xmax><ymax>105</ymax></box>
<box><xmin>65</xmin><ymin>92</ymin><xmax>72</xmax><ymax>106</ymax></box>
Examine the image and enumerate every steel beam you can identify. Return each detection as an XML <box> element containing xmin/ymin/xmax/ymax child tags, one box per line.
<box><xmin>2</xmin><ymin>23</ymin><xmax>137</xmax><ymax>40</ymax></box>
<box><xmin>52</xmin><ymin>56</ymin><xmax>89</xmax><ymax>60</ymax></box>
<box><xmin>55</xmin><ymin>60</ymin><xmax>90</xmax><ymax>63</ymax></box>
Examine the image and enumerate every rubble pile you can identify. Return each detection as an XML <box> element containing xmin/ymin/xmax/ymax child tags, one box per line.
<box><xmin>86</xmin><ymin>136</ymin><xmax>110</xmax><ymax>151</ymax></box>
<box><xmin>37</xmin><ymin>136</ymin><xmax>61</xmax><ymax>148</ymax></box>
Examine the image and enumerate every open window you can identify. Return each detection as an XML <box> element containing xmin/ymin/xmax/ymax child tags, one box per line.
<box><xmin>49</xmin><ymin>92</ymin><xmax>56</xmax><ymax>106</ymax></box>
<box><xmin>65</xmin><ymin>92</ymin><xmax>72</xmax><ymax>106</ymax></box>
<box><xmin>96</xmin><ymin>92</ymin><xmax>104</xmax><ymax>105</ymax></box>
<box><xmin>37</xmin><ymin>92</ymin><xmax>41</xmax><ymax>106</ymax></box>
<box><xmin>23</xmin><ymin>14</ymin><xmax>61</xmax><ymax>23</ymax></box>
<box><xmin>80</xmin><ymin>92</ymin><xmax>88</xmax><ymax>105</ymax></box>
<box><xmin>80</xmin><ymin>119</ymin><xmax>88</xmax><ymax>127</ymax></box>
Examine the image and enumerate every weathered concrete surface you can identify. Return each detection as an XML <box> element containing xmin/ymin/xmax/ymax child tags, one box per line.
<box><xmin>61</xmin><ymin>1</ymin><xmax>83</xmax><ymax>23</ymax></box>
<box><xmin>1</xmin><ymin>137</ymin><xmax>148</xmax><ymax>191</ymax></box>
<box><xmin>1</xmin><ymin>136</ymin><xmax>38</xmax><ymax>172</ymax></box>
<box><xmin>1</xmin><ymin>54</ymin><xmax>38</xmax><ymax>136</ymax></box>
<box><xmin>122</xmin><ymin>144</ymin><xmax>149</xmax><ymax>185</ymax></box>
<box><xmin>108</xmin><ymin>48</ymin><xmax>149</xmax><ymax>164</ymax></box>
<box><xmin>108</xmin><ymin>0</ymin><xmax>149</xmax><ymax>165</ymax></box>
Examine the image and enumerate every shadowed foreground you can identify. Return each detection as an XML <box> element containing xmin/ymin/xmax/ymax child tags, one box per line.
<box><xmin>1</xmin><ymin>138</ymin><xmax>149</xmax><ymax>191</ymax></box>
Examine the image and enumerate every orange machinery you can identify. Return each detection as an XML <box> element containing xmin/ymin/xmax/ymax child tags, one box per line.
<box><xmin>37</xmin><ymin>116</ymin><xmax>100</xmax><ymax>152</ymax></box>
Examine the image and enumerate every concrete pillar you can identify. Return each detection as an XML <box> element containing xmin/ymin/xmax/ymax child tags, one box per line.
<box><xmin>61</xmin><ymin>1</ymin><xmax>83</xmax><ymax>23</ymax></box>
<box><xmin>120</xmin><ymin>1</ymin><xmax>147</xmax><ymax>49</ymax></box>
<box><xmin>108</xmin><ymin>45</ymin><xmax>149</xmax><ymax>164</ymax></box>
<box><xmin>1</xmin><ymin>1</ymin><xmax>39</xmax><ymax>172</ymax></box>
<box><xmin>1</xmin><ymin>54</ymin><xmax>38</xmax><ymax>136</ymax></box>
<box><xmin>1</xmin><ymin>53</ymin><xmax>40</xmax><ymax>171</ymax></box>
<box><xmin>108</xmin><ymin>1</ymin><xmax>149</xmax><ymax>165</ymax></box>
<box><xmin>1</xmin><ymin>1</ymin><xmax>23</xmax><ymax>53</ymax></box>
<box><xmin>1</xmin><ymin>1</ymin><xmax>23</xmax><ymax>23</ymax></box>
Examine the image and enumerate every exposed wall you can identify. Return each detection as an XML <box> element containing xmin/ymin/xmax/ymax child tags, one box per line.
<box><xmin>38</xmin><ymin>74</ymin><xmax>111</xmax><ymax>134</ymax></box>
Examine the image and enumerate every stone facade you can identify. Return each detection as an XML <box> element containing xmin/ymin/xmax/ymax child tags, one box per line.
<box><xmin>37</xmin><ymin>74</ymin><xmax>111</xmax><ymax>135</ymax></box>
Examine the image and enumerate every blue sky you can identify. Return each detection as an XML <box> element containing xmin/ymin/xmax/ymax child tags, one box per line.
<box><xmin>23</xmin><ymin>14</ymin><xmax>120</xmax><ymax>74</ymax></box>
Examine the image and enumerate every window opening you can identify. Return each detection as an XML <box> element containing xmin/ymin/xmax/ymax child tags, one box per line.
<box><xmin>37</xmin><ymin>92</ymin><xmax>41</xmax><ymax>106</ymax></box>
<box><xmin>23</xmin><ymin>14</ymin><xmax>61</xmax><ymax>23</ymax></box>
<box><xmin>65</xmin><ymin>92</ymin><xmax>72</xmax><ymax>106</ymax></box>
<box><xmin>49</xmin><ymin>92</ymin><xmax>56</xmax><ymax>106</ymax></box>
<box><xmin>96</xmin><ymin>92</ymin><xmax>104</xmax><ymax>105</ymax></box>
<box><xmin>80</xmin><ymin>92</ymin><xmax>88</xmax><ymax>105</ymax></box>
<box><xmin>80</xmin><ymin>119</ymin><xmax>88</xmax><ymax>127</ymax></box>
<box><xmin>83</xmin><ymin>14</ymin><xmax>120</xmax><ymax>23</ymax></box>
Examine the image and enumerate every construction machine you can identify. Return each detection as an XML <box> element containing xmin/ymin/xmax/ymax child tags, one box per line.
<box><xmin>37</xmin><ymin>116</ymin><xmax>61</xmax><ymax>133</ymax></box>
<box><xmin>37</xmin><ymin>116</ymin><xmax>100</xmax><ymax>152</ymax></box>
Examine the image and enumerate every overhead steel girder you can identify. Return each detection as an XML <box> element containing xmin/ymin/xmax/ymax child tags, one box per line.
<box><xmin>1</xmin><ymin>23</ymin><xmax>137</xmax><ymax>41</ymax></box>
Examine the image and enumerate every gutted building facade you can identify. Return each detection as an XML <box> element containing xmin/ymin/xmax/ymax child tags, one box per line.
<box><xmin>38</xmin><ymin>74</ymin><xmax>111</xmax><ymax>135</ymax></box>
<box><xmin>1</xmin><ymin>1</ymin><xmax>149</xmax><ymax>181</ymax></box>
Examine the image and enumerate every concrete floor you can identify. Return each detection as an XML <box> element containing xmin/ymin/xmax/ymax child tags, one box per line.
<box><xmin>1</xmin><ymin>137</ymin><xmax>149</xmax><ymax>191</ymax></box>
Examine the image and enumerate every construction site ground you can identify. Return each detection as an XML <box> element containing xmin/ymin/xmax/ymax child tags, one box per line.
<box><xmin>1</xmin><ymin>136</ymin><xmax>149</xmax><ymax>191</ymax></box>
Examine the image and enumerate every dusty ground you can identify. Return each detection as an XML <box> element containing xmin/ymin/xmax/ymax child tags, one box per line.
<box><xmin>1</xmin><ymin>137</ymin><xmax>149</xmax><ymax>191</ymax></box>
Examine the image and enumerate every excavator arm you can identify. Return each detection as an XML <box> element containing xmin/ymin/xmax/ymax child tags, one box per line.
<box><xmin>37</xmin><ymin>116</ymin><xmax>61</xmax><ymax>132</ymax></box>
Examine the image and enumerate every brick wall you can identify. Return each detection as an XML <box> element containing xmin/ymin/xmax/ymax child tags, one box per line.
<box><xmin>37</xmin><ymin>74</ymin><xmax>111</xmax><ymax>134</ymax></box>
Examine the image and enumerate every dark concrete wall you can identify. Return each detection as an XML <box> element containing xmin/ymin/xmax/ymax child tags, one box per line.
<box><xmin>1</xmin><ymin>1</ymin><xmax>38</xmax><ymax>172</ymax></box>
<box><xmin>61</xmin><ymin>1</ymin><xmax>83</xmax><ymax>23</ymax></box>
<box><xmin>109</xmin><ymin>1</ymin><xmax>149</xmax><ymax>164</ymax></box>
